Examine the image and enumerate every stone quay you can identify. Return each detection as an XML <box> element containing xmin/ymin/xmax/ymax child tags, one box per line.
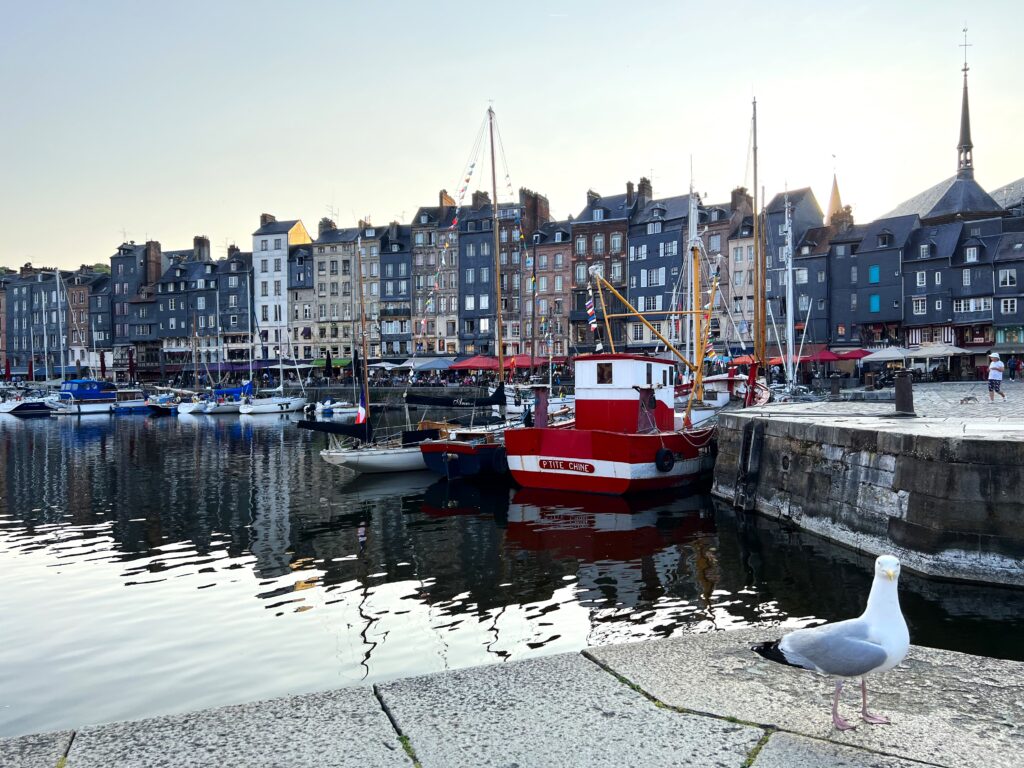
<box><xmin>3</xmin><ymin>628</ymin><xmax>1022</xmax><ymax>767</ymax></box>
<box><xmin>713</xmin><ymin>382</ymin><xmax>1024</xmax><ymax>586</ymax></box>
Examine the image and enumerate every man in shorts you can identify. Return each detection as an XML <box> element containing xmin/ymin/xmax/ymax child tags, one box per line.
<box><xmin>988</xmin><ymin>352</ymin><xmax>1006</xmax><ymax>402</ymax></box>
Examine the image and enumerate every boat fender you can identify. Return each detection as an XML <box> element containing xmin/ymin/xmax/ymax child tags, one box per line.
<box><xmin>445</xmin><ymin>452</ymin><xmax>461</xmax><ymax>478</ymax></box>
<box><xmin>655</xmin><ymin>448</ymin><xmax>675</xmax><ymax>473</ymax></box>
<box><xmin>491</xmin><ymin>446</ymin><xmax>508</xmax><ymax>475</ymax></box>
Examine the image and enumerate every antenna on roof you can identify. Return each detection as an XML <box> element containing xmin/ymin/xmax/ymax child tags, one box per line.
<box><xmin>119</xmin><ymin>227</ymin><xmax>129</xmax><ymax>243</ymax></box>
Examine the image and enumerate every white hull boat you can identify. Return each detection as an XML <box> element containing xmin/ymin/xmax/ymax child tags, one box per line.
<box><xmin>176</xmin><ymin>400</ymin><xmax>205</xmax><ymax>415</ymax></box>
<box><xmin>48</xmin><ymin>399</ymin><xmax>115</xmax><ymax>415</ymax></box>
<box><xmin>239</xmin><ymin>396</ymin><xmax>308</xmax><ymax>415</ymax></box>
<box><xmin>320</xmin><ymin>444</ymin><xmax>428</xmax><ymax>474</ymax></box>
<box><xmin>0</xmin><ymin>397</ymin><xmax>52</xmax><ymax>416</ymax></box>
<box><xmin>204</xmin><ymin>401</ymin><xmax>242</xmax><ymax>415</ymax></box>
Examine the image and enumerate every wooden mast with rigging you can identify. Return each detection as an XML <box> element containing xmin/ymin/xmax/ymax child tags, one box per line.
<box><xmin>752</xmin><ymin>98</ymin><xmax>767</xmax><ymax>371</ymax></box>
<box><xmin>488</xmin><ymin>107</ymin><xmax>505</xmax><ymax>385</ymax></box>
<box><xmin>355</xmin><ymin>233</ymin><xmax>371</xmax><ymax>421</ymax></box>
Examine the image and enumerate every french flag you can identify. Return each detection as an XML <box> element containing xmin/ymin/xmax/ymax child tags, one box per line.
<box><xmin>355</xmin><ymin>388</ymin><xmax>367</xmax><ymax>424</ymax></box>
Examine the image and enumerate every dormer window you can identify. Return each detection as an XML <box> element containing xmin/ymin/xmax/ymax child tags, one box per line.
<box><xmin>554</xmin><ymin>232</ymin><xmax>564</xmax><ymax>243</ymax></box>
<box><xmin>365</xmin><ymin>228</ymin><xmax>375</xmax><ymax>237</ymax></box>
<box><xmin>231</xmin><ymin>262</ymin><xmax>239</xmax><ymax>271</ymax></box>
<box><xmin>919</xmin><ymin>244</ymin><xmax>929</xmax><ymax>258</ymax></box>
<box><xmin>420</xmin><ymin>214</ymin><xmax>428</xmax><ymax>224</ymax></box>
<box><xmin>391</xmin><ymin>244</ymin><xmax>400</xmax><ymax>252</ymax></box>
<box><xmin>801</xmin><ymin>246</ymin><xmax>810</xmax><ymax>255</ymax></box>
<box><xmin>965</xmin><ymin>246</ymin><xmax>978</xmax><ymax>263</ymax></box>
<box><xmin>206</xmin><ymin>265</ymin><xmax>213</xmax><ymax>274</ymax></box>
<box><xmin>593</xmin><ymin>209</ymin><xmax>604</xmax><ymax>221</ymax></box>
<box><xmin>878</xmin><ymin>233</ymin><xmax>892</xmax><ymax>248</ymax></box>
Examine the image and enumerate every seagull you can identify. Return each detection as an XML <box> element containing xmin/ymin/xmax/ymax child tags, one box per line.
<box><xmin>752</xmin><ymin>554</ymin><xmax>910</xmax><ymax>731</ymax></box>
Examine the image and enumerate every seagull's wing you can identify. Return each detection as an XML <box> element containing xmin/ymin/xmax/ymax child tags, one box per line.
<box><xmin>779</xmin><ymin>618</ymin><xmax>889</xmax><ymax>677</ymax></box>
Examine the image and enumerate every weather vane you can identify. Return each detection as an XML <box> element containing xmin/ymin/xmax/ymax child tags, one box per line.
<box><xmin>960</xmin><ymin>27</ymin><xmax>971</xmax><ymax>74</ymax></box>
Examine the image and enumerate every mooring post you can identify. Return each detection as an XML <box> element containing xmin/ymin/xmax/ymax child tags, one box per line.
<box><xmin>894</xmin><ymin>369</ymin><xmax>915</xmax><ymax>416</ymax></box>
<box><xmin>829</xmin><ymin>373</ymin><xmax>841</xmax><ymax>400</ymax></box>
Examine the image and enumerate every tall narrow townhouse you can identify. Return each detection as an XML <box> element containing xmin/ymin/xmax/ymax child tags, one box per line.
<box><xmin>410</xmin><ymin>191</ymin><xmax>458</xmax><ymax>355</ymax></box>
<box><xmin>528</xmin><ymin>220</ymin><xmax>573</xmax><ymax>358</ymax></box>
<box><xmin>287</xmin><ymin>243</ymin><xmax>314</xmax><ymax>360</ymax></box>
<box><xmin>312</xmin><ymin>221</ymin><xmax>361</xmax><ymax>360</ymax></box>
<box><xmin>380</xmin><ymin>222</ymin><xmax>413</xmax><ymax>356</ymax></box>
<box><xmin>252</xmin><ymin>214</ymin><xmax>311</xmax><ymax>360</ymax></box>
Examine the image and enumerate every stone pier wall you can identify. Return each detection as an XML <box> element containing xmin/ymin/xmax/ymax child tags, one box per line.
<box><xmin>713</xmin><ymin>411</ymin><xmax>1024</xmax><ymax>586</ymax></box>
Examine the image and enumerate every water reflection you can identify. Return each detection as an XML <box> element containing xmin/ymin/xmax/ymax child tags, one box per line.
<box><xmin>1</xmin><ymin>415</ymin><xmax>1022</xmax><ymax>738</ymax></box>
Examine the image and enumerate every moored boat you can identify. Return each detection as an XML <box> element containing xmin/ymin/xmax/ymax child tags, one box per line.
<box><xmin>47</xmin><ymin>379</ymin><xmax>119</xmax><ymax>415</ymax></box>
<box><xmin>505</xmin><ymin>354</ymin><xmax>716</xmax><ymax>495</ymax></box>
<box><xmin>238</xmin><ymin>395</ymin><xmax>307</xmax><ymax>414</ymax></box>
<box><xmin>0</xmin><ymin>391</ymin><xmax>52</xmax><ymax>417</ymax></box>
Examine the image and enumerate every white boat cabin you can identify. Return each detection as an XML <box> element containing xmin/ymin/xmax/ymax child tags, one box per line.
<box><xmin>573</xmin><ymin>354</ymin><xmax>675</xmax><ymax>432</ymax></box>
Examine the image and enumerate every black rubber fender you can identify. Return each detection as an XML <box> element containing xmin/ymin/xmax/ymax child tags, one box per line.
<box><xmin>654</xmin><ymin>447</ymin><xmax>675</xmax><ymax>473</ymax></box>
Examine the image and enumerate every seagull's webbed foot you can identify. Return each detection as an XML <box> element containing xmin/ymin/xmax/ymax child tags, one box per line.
<box><xmin>860</xmin><ymin>678</ymin><xmax>891</xmax><ymax>725</ymax></box>
<box><xmin>831</xmin><ymin>680</ymin><xmax>857</xmax><ymax>731</ymax></box>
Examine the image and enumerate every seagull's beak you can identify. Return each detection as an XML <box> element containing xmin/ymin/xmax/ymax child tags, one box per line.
<box><xmin>884</xmin><ymin>569</ymin><xmax>896</xmax><ymax>581</ymax></box>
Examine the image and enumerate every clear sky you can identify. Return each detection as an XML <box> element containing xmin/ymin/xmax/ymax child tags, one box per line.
<box><xmin>2</xmin><ymin>0</ymin><xmax>1021</xmax><ymax>270</ymax></box>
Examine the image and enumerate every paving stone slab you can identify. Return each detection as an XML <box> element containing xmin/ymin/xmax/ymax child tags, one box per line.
<box><xmin>66</xmin><ymin>687</ymin><xmax>408</xmax><ymax>768</ymax></box>
<box><xmin>377</xmin><ymin>651</ymin><xmax>764</xmax><ymax>767</ymax></box>
<box><xmin>589</xmin><ymin>628</ymin><xmax>1024</xmax><ymax>768</ymax></box>
<box><xmin>0</xmin><ymin>730</ymin><xmax>73</xmax><ymax>768</ymax></box>
<box><xmin>752</xmin><ymin>732</ymin><xmax>941</xmax><ymax>768</ymax></box>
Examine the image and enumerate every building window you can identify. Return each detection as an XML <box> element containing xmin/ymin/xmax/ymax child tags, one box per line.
<box><xmin>795</xmin><ymin>268</ymin><xmax>808</xmax><ymax>284</ymax></box>
<box><xmin>798</xmin><ymin>294</ymin><xmax>810</xmax><ymax>311</ymax></box>
<box><xmin>913</xmin><ymin>298</ymin><xmax>926</xmax><ymax>315</ymax></box>
<box><xmin>575</xmin><ymin>236</ymin><xmax>586</xmax><ymax>255</ymax></box>
<box><xmin>869</xmin><ymin>294</ymin><xmax>880</xmax><ymax>313</ymax></box>
<box><xmin>261</xmin><ymin>239</ymin><xmax>268</xmax><ymax>251</ymax></box>
<box><xmin>1001</xmin><ymin>298</ymin><xmax>1017</xmax><ymax>314</ymax></box>
<box><xmin>963</xmin><ymin>270</ymin><xmax>971</xmax><ymax>287</ymax></box>
<box><xmin>709</xmin><ymin>234</ymin><xmax>721</xmax><ymax>253</ymax></box>
<box><xmin>592</xmin><ymin>208</ymin><xmax>604</xmax><ymax>221</ymax></box>
<box><xmin>593</xmin><ymin>234</ymin><xmax>605</xmax><ymax>254</ymax></box>
<box><xmin>836</xmin><ymin>323</ymin><xmax>846</xmax><ymax>336</ymax></box>
<box><xmin>868</xmin><ymin>265</ymin><xmax>880</xmax><ymax>284</ymax></box>
<box><xmin>916</xmin><ymin>271</ymin><xmax>926</xmax><ymax>287</ymax></box>
<box><xmin>850</xmin><ymin>294</ymin><xmax>857</xmax><ymax>310</ymax></box>
<box><xmin>575</xmin><ymin>263</ymin><xmax>587</xmax><ymax>284</ymax></box>
<box><xmin>465</xmin><ymin>295</ymin><xmax>475</xmax><ymax>311</ymax></box>
<box><xmin>850</xmin><ymin>266</ymin><xmax>857</xmax><ymax>283</ymax></box>
<box><xmin>647</xmin><ymin>221</ymin><xmax>662</xmax><ymax>235</ymax></box>
<box><xmin>999</xmin><ymin>269</ymin><xmax>1017</xmax><ymax>287</ymax></box>
<box><xmin>965</xmin><ymin>246</ymin><xmax>978</xmax><ymax>263</ymax></box>
<box><xmin>935</xmin><ymin>300</ymin><xmax>942</xmax><ymax>311</ymax></box>
<box><xmin>817</xmin><ymin>270</ymin><xmax>825</xmax><ymax>283</ymax></box>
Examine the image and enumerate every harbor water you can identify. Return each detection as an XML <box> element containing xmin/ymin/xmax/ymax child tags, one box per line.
<box><xmin>1</xmin><ymin>413</ymin><xmax>1022</xmax><ymax>738</ymax></box>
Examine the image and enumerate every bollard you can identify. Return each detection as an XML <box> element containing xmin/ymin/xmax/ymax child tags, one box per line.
<box><xmin>830</xmin><ymin>373</ymin><xmax>841</xmax><ymax>399</ymax></box>
<box><xmin>894</xmin><ymin>369</ymin><xmax>915</xmax><ymax>416</ymax></box>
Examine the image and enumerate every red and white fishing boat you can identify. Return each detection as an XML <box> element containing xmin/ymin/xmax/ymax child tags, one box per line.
<box><xmin>505</xmin><ymin>354</ymin><xmax>716</xmax><ymax>495</ymax></box>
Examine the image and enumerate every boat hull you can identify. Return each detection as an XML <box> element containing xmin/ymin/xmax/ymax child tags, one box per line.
<box><xmin>0</xmin><ymin>400</ymin><xmax>51</xmax><ymax>417</ymax></box>
<box><xmin>238</xmin><ymin>396</ymin><xmax>307</xmax><ymax>414</ymax></box>
<box><xmin>420</xmin><ymin>439</ymin><xmax>508</xmax><ymax>480</ymax></box>
<box><xmin>113</xmin><ymin>400</ymin><xmax>150</xmax><ymax>414</ymax></box>
<box><xmin>176</xmin><ymin>401</ymin><xmax>204</xmax><ymax>415</ymax></box>
<box><xmin>49</xmin><ymin>400</ymin><xmax>115</xmax><ymax>415</ymax></box>
<box><xmin>204</xmin><ymin>402</ymin><xmax>242</xmax><ymax>414</ymax></box>
<box><xmin>320</xmin><ymin>445</ymin><xmax>427</xmax><ymax>474</ymax></box>
<box><xmin>505</xmin><ymin>427</ymin><xmax>716</xmax><ymax>495</ymax></box>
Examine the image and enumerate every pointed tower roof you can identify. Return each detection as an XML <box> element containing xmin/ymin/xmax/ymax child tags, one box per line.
<box><xmin>824</xmin><ymin>173</ymin><xmax>843</xmax><ymax>225</ymax></box>
<box><xmin>957</xmin><ymin>28</ymin><xmax>974</xmax><ymax>179</ymax></box>
<box><xmin>883</xmin><ymin>33</ymin><xmax>1003</xmax><ymax>224</ymax></box>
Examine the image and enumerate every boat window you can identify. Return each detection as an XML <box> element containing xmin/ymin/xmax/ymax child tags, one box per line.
<box><xmin>646</xmin><ymin>363</ymin><xmax>652</xmax><ymax>386</ymax></box>
<box><xmin>596</xmin><ymin>363</ymin><xmax>613</xmax><ymax>384</ymax></box>
<box><xmin>663</xmin><ymin>369</ymin><xmax>668</xmax><ymax>386</ymax></box>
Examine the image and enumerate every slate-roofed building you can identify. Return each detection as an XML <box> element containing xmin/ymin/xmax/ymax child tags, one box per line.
<box><xmin>990</xmin><ymin>178</ymin><xmax>1024</xmax><ymax>218</ymax></box>
<box><xmin>110</xmin><ymin>241</ymin><xmax>164</xmax><ymax>371</ymax></box>
<box><xmin>528</xmin><ymin>219</ymin><xmax>573</xmax><ymax>358</ymax></box>
<box><xmin>312</xmin><ymin>221</ymin><xmax>361</xmax><ymax>361</ymax></box>
<box><xmin>570</xmin><ymin>182</ymin><xmax>635</xmax><ymax>352</ymax></box>
<box><xmin>252</xmin><ymin>214</ymin><xmax>311</xmax><ymax>361</ymax></box>
<box><xmin>65</xmin><ymin>268</ymin><xmax>106</xmax><ymax>372</ymax></box>
<box><xmin>411</xmin><ymin>192</ymin><xmax>458</xmax><ymax>355</ymax></box>
<box><xmin>287</xmin><ymin>243</ymin><xmax>314</xmax><ymax>360</ymax></box>
<box><xmin>726</xmin><ymin>215</ymin><xmax>756</xmax><ymax>350</ymax></box>
<box><xmin>992</xmin><ymin>227</ymin><xmax>1024</xmax><ymax>354</ymax></box>
<box><xmin>702</xmin><ymin>189</ymin><xmax>752</xmax><ymax>352</ymax></box>
<box><xmin>218</xmin><ymin>247</ymin><xmax>254</xmax><ymax>366</ymax></box>
<box><xmin>625</xmin><ymin>189</ymin><xmax>693</xmax><ymax>352</ymax></box>
<box><xmin>764</xmin><ymin>188</ymin><xmax>824</xmax><ymax>351</ymax></box>
<box><xmin>898</xmin><ymin>222</ymin><xmax>956</xmax><ymax>348</ymax></box>
<box><xmin>827</xmin><ymin>223</ymin><xmax>871</xmax><ymax>347</ymax></box>
<box><xmin>791</xmin><ymin>224</ymin><xmax>837</xmax><ymax>346</ymax></box>
<box><xmin>950</xmin><ymin>217</ymin><xmax>1002</xmax><ymax>351</ymax></box>
<box><xmin>379</xmin><ymin>222</ymin><xmax>413</xmax><ymax>356</ymax></box>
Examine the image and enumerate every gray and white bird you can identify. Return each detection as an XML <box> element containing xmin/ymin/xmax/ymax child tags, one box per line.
<box><xmin>752</xmin><ymin>554</ymin><xmax>910</xmax><ymax>731</ymax></box>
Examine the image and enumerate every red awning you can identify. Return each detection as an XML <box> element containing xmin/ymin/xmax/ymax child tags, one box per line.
<box><xmin>732</xmin><ymin>355</ymin><xmax>756</xmax><ymax>365</ymax></box>
<box><xmin>834</xmin><ymin>348</ymin><xmax>872</xmax><ymax>360</ymax></box>
<box><xmin>768</xmin><ymin>355</ymin><xmax>811</xmax><ymax>365</ymax></box>
<box><xmin>808</xmin><ymin>349</ymin><xmax>841</xmax><ymax>362</ymax></box>
<box><xmin>450</xmin><ymin>355</ymin><xmax>500</xmax><ymax>371</ymax></box>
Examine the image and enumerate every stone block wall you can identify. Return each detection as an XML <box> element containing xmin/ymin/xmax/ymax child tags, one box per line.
<box><xmin>713</xmin><ymin>412</ymin><xmax>1024</xmax><ymax>586</ymax></box>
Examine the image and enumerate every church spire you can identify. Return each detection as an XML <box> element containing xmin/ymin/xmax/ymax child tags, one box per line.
<box><xmin>957</xmin><ymin>27</ymin><xmax>974</xmax><ymax>179</ymax></box>
<box><xmin>825</xmin><ymin>172</ymin><xmax>843</xmax><ymax>225</ymax></box>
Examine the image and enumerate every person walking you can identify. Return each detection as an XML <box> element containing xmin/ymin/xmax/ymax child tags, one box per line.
<box><xmin>988</xmin><ymin>352</ymin><xmax>1006</xmax><ymax>402</ymax></box>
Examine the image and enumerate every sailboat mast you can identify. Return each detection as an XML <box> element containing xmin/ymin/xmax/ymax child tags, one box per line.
<box><xmin>784</xmin><ymin>197</ymin><xmax>796</xmax><ymax>387</ymax></box>
<box><xmin>356</xmin><ymin>234</ymin><xmax>371</xmax><ymax>418</ymax></box>
<box><xmin>752</xmin><ymin>98</ymin><xmax>766</xmax><ymax>370</ymax></box>
<box><xmin>687</xmin><ymin>184</ymin><xmax>698</xmax><ymax>372</ymax></box>
<box><xmin>55</xmin><ymin>272</ymin><xmax>67</xmax><ymax>381</ymax></box>
<box><xmin>488</xmin><ymin>106</ymin><xmax>505</xmax><ymax>379</ymax></box>
<box><xmin>247</xmin><ymin>267</ymin><xmax>254</xmax><ymax>383</ymax></box>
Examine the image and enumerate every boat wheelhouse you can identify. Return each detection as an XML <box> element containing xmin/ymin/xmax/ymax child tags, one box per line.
<box><xmin>504</xmin><ymin>354</ymin><xmax>715</xmax><ymax>495</ymax></box>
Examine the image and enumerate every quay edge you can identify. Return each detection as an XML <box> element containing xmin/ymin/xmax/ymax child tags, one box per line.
<box><xmin>712</xmin><ymin>407</ymin><xmax>1024</xmax><ymax>587</ymax></box>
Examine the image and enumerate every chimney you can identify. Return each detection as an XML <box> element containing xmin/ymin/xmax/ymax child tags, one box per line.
<box><xmin>439</xmin><ymin>189</ymin><xmax>455</xmax><ymax>223</ymax></box>
<box><xmin>389</xmin><ymin>221</ymin><xmax>398</xmax><ymax>239</ymax></box>
<box><xmin>730</xmin><ymin>187</ymin><xmax>752</xmax><ymax>214</ymax></box>
<box><xmin>471</xmin><ymin>190</ymin><xmax>491</xmax><ymax>210</ymax></box>
<box><xmin>518</xmin><ymin>188</ymin><xmax>550</xmax><ymax>232</ymax></box>
<box><xmin>193</xmin><ymin>235</ymin><xmax>211</xmax><ymax>262</ymax></box>
<box><xmin>586</xmin><ymin>189</ymin><xmax>600</xmax><ymax>206</ymax></box>
<box><xmin>626</xmin><ymin>181</ymin><xmax>635</xmax><ymax>208</ymax></box>
<box><xmin>228</xmin><ymin>244</ymin><xmax>240</xmax><ymax>258</ymax></box>
<box><xmin>144</xmin><ymin>241</ymin><xmax>162</xmax><ymax>286</ymax></box>
<box><xmin>319</xmin><ymin>217</ymin><xmax>336</xmax><ymax>237</ymax></box>
<box><xmin>637</xmin><ymin>177</ymin><xmax>653</xmax><ymax>208</ymax></box>
<box><xmin>260</xmin><ymin>213</ymin><xmax>276</xmax><ymax>228</ymax></box>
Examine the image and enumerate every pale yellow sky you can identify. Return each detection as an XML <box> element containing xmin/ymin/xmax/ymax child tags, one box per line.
<box><xmin>1</xmin><ymin>1</ymin><xmax>1021</xmax><ymax>270</ymax></box>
